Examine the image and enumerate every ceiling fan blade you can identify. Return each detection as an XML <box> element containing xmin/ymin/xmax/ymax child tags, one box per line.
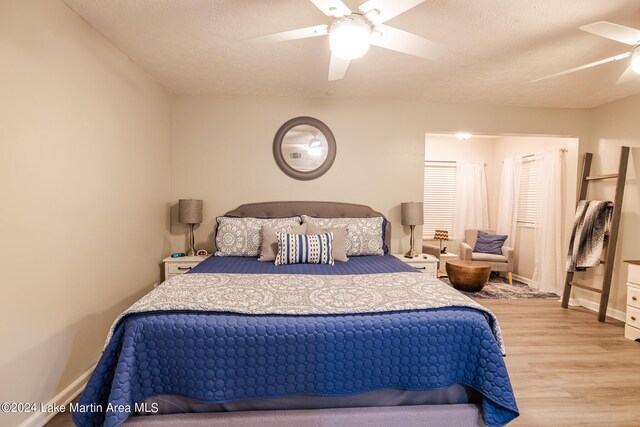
<box><xmin>370</xmin><ymin>24</ymin><xmax>444</xmax><ymax>60</ymax></box>
<box><xmin>250</xmin><ymin>25</ymin><xmax>328</xmax><ymax>43</ymax></box>
<box><xmin>359</xmin><ymin>0</ymin><xmax>426</xmax><ymax>25</ymax></box>
<box><xmin>615</xmin><ymin>64</ymin><xmax>639</xmax><ymax>85</ymax></box>
<box><xmin>532</xmin><ymin>52</ymin><xmax>631</xmax><ymax>82</ymax></box>
<box><xmin>580</xmin><ymin>21</ymin><xmax>640</xmax><ymax>46</ymax></box>
<box><xmin>328</xmin><ymin>53</ymin><xmax>350</xmax><ymax>81</ymax></box>
<box><xmin>309</xmin><ymin>0</ymin><xmax>351</xmax><ymax>18</ymax></box>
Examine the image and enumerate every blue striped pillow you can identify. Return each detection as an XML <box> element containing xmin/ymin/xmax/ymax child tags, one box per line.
<box><xmin>275</xmin><ymin>232</ymin><xmax>334</xmax><ymax>266</ymax></box>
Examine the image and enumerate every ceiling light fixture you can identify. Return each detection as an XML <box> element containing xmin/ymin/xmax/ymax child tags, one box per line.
<box><xmin>308</xmin><ymin>146</ymin><xmax>323</xmax><ymax>158</ymax></box>
<box><xmin>456</xmin><ymin>132</ymin><xmax>472</xmax><ymax>140</ymax></box>
<box><xmin>329</xmin><ymin>15</ymin><xmax>372</xmax><ymax>60</ymax></box>
<box><xmin>632</xmin><ymin>48</ymin><xmax>640</xmax><ymax>74</ymax></box>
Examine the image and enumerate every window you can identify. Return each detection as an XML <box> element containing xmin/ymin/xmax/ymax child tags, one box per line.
<box><xmin>517</xmin><ymin>159</ymin><xmax>538</xmax><ymax>225</ymax></box>
<box><xmin>423</xmin><ymin>162</ymin><xmax>456</xmax><ymax>239</ymax></box>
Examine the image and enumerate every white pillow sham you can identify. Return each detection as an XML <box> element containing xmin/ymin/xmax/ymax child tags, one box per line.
<box><xmin>215</xmin><ymin>216</ymin><xmax>301</xmax><ymax>257</ymax></box>
<box><xmin>301</xmin><ymin>215</ymin><xmax>385</xmax><ymax>256</ymax></box>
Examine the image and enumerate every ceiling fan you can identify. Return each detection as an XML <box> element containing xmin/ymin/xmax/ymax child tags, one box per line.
<box><xmin>252</xmin><ymin>0</ymin><xmax>444</xmax><ymax>81</ymax></box>
<box><xmin>534</xmin><ymin>21</ymin><xmax>640</xmax><ymax>84</ymax></box>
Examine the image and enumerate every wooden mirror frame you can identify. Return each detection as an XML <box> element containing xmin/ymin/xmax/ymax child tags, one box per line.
<box><xmin>273</xmin><ymin>116</ymin><xmax>337</xmax><ymax>181</ymax></box>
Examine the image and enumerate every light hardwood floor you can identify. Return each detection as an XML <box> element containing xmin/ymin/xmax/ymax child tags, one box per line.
<box><xmin>482</xmin><ymin>300</ymin><xmax>640</xmax><ymax>426</ymax></box>
<box><xmin>47</xmin><ymin>300</ymin><xmax>640</xmax><ymax>427</ymax></box>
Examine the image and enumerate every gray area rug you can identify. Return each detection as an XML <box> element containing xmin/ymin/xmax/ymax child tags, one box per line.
<box><xmin>440</xmin><ymin>273</ymin><xmax>560</xmax><ymax>300</ymax></box>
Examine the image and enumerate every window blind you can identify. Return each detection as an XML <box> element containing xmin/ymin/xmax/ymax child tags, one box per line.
<box><xmin>517</xmin><ymin>159</ymin><xmax>538</xmax><ymax>224</ymax></box>
<box><xmin>423</xmin><ymin>162</ymin><xmax>456</xmax><ymax>239</ymax></box>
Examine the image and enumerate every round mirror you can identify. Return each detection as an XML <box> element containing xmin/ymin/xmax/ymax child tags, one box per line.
<box><xmin>273</xmin><ymin>117</ymin><xmax>336</xmax><ymax>180</ymax></box>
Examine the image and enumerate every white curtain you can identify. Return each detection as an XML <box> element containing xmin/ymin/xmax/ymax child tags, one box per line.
<box><xmin>453</xmin><ymin>161</ymin><xmax>489</xmax><ymax>240</ymax></box>
<box><xmin>532</xmin><ymin>149</ymin><xmax>564</xmax><ymax>293</ymax></box>
<box><xmin>496</xmin><ymin>158</ymin><xmax>522</xmax><ymax>248</ymax></box>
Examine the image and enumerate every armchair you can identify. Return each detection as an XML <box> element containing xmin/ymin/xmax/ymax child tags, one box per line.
<box><xmin>460</xmin><ymin>229</ymin><xmax>514</xmax><ymax>285</ymax></box>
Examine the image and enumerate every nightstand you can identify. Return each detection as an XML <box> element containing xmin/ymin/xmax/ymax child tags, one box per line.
<box><xmin>438</xmin><ymin>252</ymin><xmax>458</xmax><ymax>277</ymax></box>
<box><xmin>163</xmin><ymin>255</ymin><xmax>210</xmax><ymax>280</ymax></box>
<box><xmin>392</xmin><ymin>253</ymin><xmax>438</xmax><ymax>277</ymax></box>
<box><xmin>625</xmin><ymin>260</ymin><xmax>640</xmax><ymax>341</ymax></box>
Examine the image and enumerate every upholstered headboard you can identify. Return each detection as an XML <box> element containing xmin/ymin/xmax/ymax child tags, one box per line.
<box><xmin>224</xmin><ymin>201</ymin><xmax>391</xmax><ymax>249</ymax></box>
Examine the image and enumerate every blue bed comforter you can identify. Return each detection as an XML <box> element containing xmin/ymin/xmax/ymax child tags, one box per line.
<box><xmin>73</xmin><ymin>256</ymin><xmax>518</xmax><ymax>427</ymax></box>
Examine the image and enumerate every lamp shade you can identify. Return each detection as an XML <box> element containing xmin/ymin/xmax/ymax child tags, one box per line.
<box><xmin>401</xmin><ymin>202</ymin><xmax>424</xmax><ymax>226</ymax></box>
<box><xmin>178</xmin><ymin>199</ymin><xmax>203</xmax><ymax>224</ymax></box>
<box><xmin>434</xmin><ymin>230</ymin><xmax>449</xmax><ymax>241</ymax></box>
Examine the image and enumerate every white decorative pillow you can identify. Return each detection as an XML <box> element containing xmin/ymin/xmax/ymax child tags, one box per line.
<box><xmin>275</xmin><ymin>232</ymin><xmax>334</xmax><ymax>266</ymax></box>
<box><xmin>215</xmin><ymin>216</ymin><xmax>301</xmax><ymax>257</ymax></box>
<box><xmin>301</xmin><ymin>215</ymin><xmax>385</xmax><ymax>256</ymax></box>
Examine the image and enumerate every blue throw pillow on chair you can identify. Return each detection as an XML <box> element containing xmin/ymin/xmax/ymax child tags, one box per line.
<box><xmin>473</xmin><ymin>231</ymin><xmax>508</xmax><ymax>255</ymax></box>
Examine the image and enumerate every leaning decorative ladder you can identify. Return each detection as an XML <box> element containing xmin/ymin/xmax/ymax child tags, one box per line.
<box><xmin>561</xmin><ymin>146</ymin><xmax>630</xmax><ymax>322</ymax></box>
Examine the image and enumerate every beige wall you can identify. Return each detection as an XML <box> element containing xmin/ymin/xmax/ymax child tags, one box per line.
<box><xmin>171</xmin><ymin>95</ymin><xmax>590</xmax><ymax>256</ymax></box>
<box><xmin>425</xmin><ymin>136</ymin><xmax>498</xmax><ymax>164</ymax></box>
<box><xmin>0</xmin><ymin>1</ymin><xmax>171</xmax><ymax>425</ymax></box>
<box><xmin>577</xmin><ymin>93</ymin><xmax>640</xmax><ymax>316</ymax></box>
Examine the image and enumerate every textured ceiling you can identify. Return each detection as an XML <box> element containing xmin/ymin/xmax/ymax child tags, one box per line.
<box><xmin>64</xmin><ymin>0</ymin><xmax>640</xmax><ymax>108</ymax></box>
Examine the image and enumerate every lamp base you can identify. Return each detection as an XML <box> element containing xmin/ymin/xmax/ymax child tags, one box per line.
<box><xmin>186</xmin><ymin>223</ymin><xmax>196</xmax><ymax>257</ymax></box>
<box><xmin>404</xmin><ymin>225</ymin><xmax>418</xmax><ymax>258</ymax></box>
<box><xmin>404</xmin><ymin>250</ymin><xmax>419</xmax><ymax>258</ymax></box>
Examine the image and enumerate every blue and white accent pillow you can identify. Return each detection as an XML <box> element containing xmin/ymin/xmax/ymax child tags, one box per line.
<box><xmin>275</xmin><ymin>232</ymin><xmax>334</xmax><ymax>266</ymax></box>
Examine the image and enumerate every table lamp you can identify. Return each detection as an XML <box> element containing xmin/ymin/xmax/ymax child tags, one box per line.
<box><xmin>179</xmin><ymin>199</ymin><xmax>203</xmax><ymax>256</ymax></box>
<box><xmin>434</xmin><ymin>229</ymin><xmax>449</xmax><ymax>254</ymax></box>
<box><xmin>401</xmin><ymin>202</ymin><xmax>423</xmax><ymax>258</ymax></box>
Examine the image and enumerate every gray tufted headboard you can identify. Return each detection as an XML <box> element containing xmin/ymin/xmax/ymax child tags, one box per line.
<box><xmin>224</xmin><ymin>201</ymin><xmax>391</xmax><ymax>249</ymax></box>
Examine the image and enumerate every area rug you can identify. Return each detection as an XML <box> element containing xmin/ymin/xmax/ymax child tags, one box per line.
<box><xmin>439</xmin><ymin>274</ymin><xmax>560</xmax><ymax>300</ymax></box>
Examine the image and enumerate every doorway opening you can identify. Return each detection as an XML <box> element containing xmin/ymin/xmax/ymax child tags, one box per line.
<box><xmin>423</xmin><ymin>132</ymin><xmax>579</xmax><ymax>294</ymax></box>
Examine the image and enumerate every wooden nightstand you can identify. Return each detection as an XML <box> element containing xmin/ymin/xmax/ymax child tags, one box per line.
<box><xmin>392</xmin><ymin>253</ymin><xmax>438</xmax><ymax>278</ymax></box>
<box><xmin>163</xmin><ymin>255</ymin><xmax>210</xmax><ymax>281</ymax></box>
<box><xmin>438</xmin><ymin>252</ymin><xmax>458</xmax><ymax>277</ymax></box>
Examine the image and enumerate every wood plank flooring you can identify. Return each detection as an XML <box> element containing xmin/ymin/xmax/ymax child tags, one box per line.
<box><xmin>481</xmin><ymin>300</ymin><xmax>640</xmax><ymax>426</ymax></box>
<box><xmin>46</xmin><ymin>300</ymin><xmax>640</xmax><ymax>427</ymax></box>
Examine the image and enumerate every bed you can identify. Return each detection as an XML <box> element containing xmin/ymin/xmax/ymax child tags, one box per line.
<box><xmin>72</xmin><ymin>201</ymin><xmax>518</xmax><ymax>427</ymax></box>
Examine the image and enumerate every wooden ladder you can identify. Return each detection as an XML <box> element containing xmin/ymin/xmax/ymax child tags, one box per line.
<box><xmin>561</xmin><ymin>146</ymin><xmax>630</xmax><ymax>322</ymax></box>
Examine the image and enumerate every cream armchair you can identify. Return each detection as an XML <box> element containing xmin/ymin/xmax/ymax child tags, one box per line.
<box><xmin>460</xmin><ymin>229</ymin><xmax>514</xmax><ymax>285</ymax></box>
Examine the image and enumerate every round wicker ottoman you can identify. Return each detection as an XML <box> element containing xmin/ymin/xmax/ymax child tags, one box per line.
<box><xmin>446</xmin><ymin>260</ymin><xmax>491</xmax><ymax>292</ymax></box>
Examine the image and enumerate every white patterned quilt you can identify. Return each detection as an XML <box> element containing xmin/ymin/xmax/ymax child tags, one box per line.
<box><xmin>107</xmin><ymin>272</ymin><xmax>505</xmax><ymax>354</ymax></box>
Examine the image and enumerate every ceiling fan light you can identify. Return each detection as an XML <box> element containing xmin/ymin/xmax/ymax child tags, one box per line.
<box><xmin>329</xmin><ymin>17</ymin><xmax>371</xmax><ymax>60</ymax></box>
<box><xmin>632</xmin><ymin>50</ymin><xmax>640</xmax><ymax>74</ymax></box>
<box><xmin>308</xmin><ymin>146</ymin><xmax>324</xmax><ymax>158</ymax></box>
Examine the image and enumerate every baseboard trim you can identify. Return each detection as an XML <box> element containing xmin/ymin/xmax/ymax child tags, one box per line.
<box><xmin>568</xmin><ymin>297</ymin><xmax>626</xmax><ymax>322</ymax></box>
<box><xmin>18</xmin><ymin>363</ymin><xmax>95</xmax><ymax>427</ymax></box>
